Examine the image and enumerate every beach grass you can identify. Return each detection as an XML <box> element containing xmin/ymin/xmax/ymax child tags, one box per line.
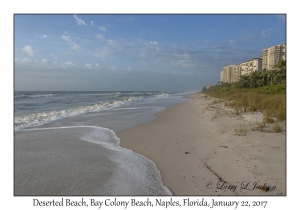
<box><xmin>234</xmin><ymin>124</ymin><xmax>247</xmax><ymax>136</ymax></box>
<box><xmin>203</xmin><ymin>90</ymin><xmax>286</xmax><ymax>123</ymax></box>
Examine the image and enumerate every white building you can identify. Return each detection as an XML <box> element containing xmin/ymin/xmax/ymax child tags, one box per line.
<box><xmin>220</xmin><ymin>44</ymin><xmax>285</xmax><ymax>83</ymax></box>
<box><xmin>262</xmin><ymin>44</ymin><xmax>286</xmax><ymax>70</ymax></box>
<box><xmin>239</xmin><ymin>57</ymin><xmax>262</xmax><ymax>76</ymax></box>
<box><xmin>220</xmin><ymin>64</ymin><xmax>240</xmax><ymax>83</ymax></box>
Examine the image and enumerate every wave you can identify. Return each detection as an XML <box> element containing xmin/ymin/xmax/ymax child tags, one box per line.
<box><xmin>14</xmin><ymin>96</ymin><xmax>144</xmax><ymax>131</ymax></box>
<box><xmin>15</xmin><ymin>94</ymin><xmax>55</xmax><ymax>98</ymax></box>
<box><xmin>154</xmin><ymin>93</ymin><xmax>169</xmax><ymax>98</ymax></box>
<box><xmin>81</xmin><ymin>93</ymin><xmax>112</xmax><ymax>96</ymax></box>
<box><xmin>14</xmin><ymin>92</ymin><xmax>172</xmax><ymax>131</ymax></box>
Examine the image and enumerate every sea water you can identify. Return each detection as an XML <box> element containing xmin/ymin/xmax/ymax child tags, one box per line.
<box><xmin>14</xmin><ymin>91</ymin><xmax>191</xmax><ymax>195</ymax></box>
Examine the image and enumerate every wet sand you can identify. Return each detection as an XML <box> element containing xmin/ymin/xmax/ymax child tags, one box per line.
<box><xmin>14</xmin><ymin>127</ymin><xmax>171</xmax><ymax>196</ymax></box>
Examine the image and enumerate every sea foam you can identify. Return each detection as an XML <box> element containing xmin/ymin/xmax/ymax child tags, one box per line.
<box><xmin>18</xmin><ymin>126</ymin><xmax>172</xmax><ymax>195</ymax></box>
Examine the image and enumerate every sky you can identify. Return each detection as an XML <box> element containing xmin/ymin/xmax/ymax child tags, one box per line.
<box><xmin>14</xmin><ymin>14</ymin><xmax>286</xmax><ymax>91</ymax></box>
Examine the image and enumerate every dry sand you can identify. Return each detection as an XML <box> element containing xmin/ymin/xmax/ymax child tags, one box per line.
<box><xmin>118</xmin><ymin>92</ymin><xmax>286</xmax><ymax>196</ymax></box>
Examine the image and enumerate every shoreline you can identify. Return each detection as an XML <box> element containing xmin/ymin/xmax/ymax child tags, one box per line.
<box><xmin>14</xmin><ymin>92</ymin><xmax>188</xmax><ymax>196</ymax></box>
<box><xmin>14</xmin><ymin>126</ymin><xmax>172</xmax><ymax>196</ymax></box>
<box><xmin>118</xmin><ymin>92</ymin><xmax>286</xmax><ymax>195</ymax></box>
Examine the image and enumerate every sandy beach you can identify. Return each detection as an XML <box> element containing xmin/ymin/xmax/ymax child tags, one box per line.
<box><xmin>118</xmin><ymin>92</ymin><xmax>286</xmax><ymax>196</ymax></box>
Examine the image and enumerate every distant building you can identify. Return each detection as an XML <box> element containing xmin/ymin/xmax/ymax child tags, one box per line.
<box><xmin>220</xmin><ymin>44</ymin><xmax>286</xmax><ymax>83</ymax></box>
<box><xmin>262</xmin><ymin>44</ymin><xmax>286</xmax><ymax>70</ymax></box>
<box><xmin>220</xmin><ymin>70</ymin><xmax>224</xmax><ymax>83</ymax></box>
<box><xmin>240</xmin><ymin>58</ymin><xmax>262</xmax><ymax>76</ymax></box>
<box><xmin>220</xmin><ymin>64</ymin><xmax>240</xmax><ymax>83</ymax></box>
<box><xmin>220</xmin><ymin>58</ymin><xmax>261</xmax><ymax>83</ymax></box>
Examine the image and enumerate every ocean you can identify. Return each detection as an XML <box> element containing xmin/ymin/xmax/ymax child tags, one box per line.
<box><xmin>14</xmin><ymin>91</ymin><xmax>191</xmax><ymax>195</ymax></box>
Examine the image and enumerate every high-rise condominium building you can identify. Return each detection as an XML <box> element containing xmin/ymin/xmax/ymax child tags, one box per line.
<box><xmin>262</xmin><ymin>44</ymin><xmax>286</xmax><ymax>70</ymax></box>
<box><xmin>220</xmin><ymin>64</ymin><xmax>240</xmax><ymax>83</ymax></box>
<box><xmin>220</xmin><ymin>44</ymin><xmax>285</xmax><ymax>84</ymax></box>
<box><xmin>220</xmin><ymin>58</ymin><xmax>261</xmax><ymax>84</ymax></box>
<box><xmin>240</xmin><ymin>58</ymin><xmax>262</xmax><ymax>76</ymax></box>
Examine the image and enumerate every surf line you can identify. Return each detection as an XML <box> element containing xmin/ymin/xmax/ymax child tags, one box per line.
<box><xmin>20</xmin><ymin>125</ymin><xmax>111</xmax><ymax>131</ymax></box>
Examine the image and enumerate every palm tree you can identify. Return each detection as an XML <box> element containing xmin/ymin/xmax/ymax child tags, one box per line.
<box><xmin>262</xmin><ymin>69</ymin><xmax>268</xmax><ymax>86</ymax></box>
<box><xmin>238</xmin><ymin>75</ymin><xmax>250</xmax><ymax>88</ymax></box>
<box><xmin>249</xmin><ymin>71</ymin><xmax>257</xmax><ymax>88</ymax></box>
<box><xmin>257</xmin><ymin>79</ymin><xmax>263</xmax><ymax>87</ymax></box>
<box><xmin>266</xmin><ymin>70</ymin><xmax>275</xmax><ymax>85</ymax></box>
<box><xmin>274</xmin><ymin>74</ymin><xmax>281</xmax><ymax>85</ymax></box>
<box><xmin>275</xmin><ymin>59</ymin><xmax>286</xmax><ymax>75</ymax></box>
<box><xmin>256</xmin><ymin>71</ymin><xmax>264</xmax><ymax>87</ymax></box>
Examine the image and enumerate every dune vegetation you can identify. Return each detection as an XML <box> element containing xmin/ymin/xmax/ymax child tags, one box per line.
<box><xmin>202</xmin><ymin>60</ymin><xmax>286</xmax><ymax>123</ymax></box>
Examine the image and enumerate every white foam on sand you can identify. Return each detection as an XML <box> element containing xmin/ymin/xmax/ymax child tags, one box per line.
<box><xmin>16</xmin><ymin>126</ymin><xmax>171</xmax><ymax>195</ymax></box>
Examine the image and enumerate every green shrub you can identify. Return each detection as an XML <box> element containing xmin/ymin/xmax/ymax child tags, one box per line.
<box><xmin>255</xmin><ymin>84</ymin><xmax>286</xmax><ymax>94</ymax></box>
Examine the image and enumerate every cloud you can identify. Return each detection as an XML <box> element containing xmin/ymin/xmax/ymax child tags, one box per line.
<box><xmin>22</xmin><ymin>45</ymin><xmax>33</xmax><ymax>56</ymax></box>
<box><xmin>85</xmin><ymin>63</ymin><xmax>93</xmax><ymax>69</ymax></box>
<box><xmin>145</xmin><ymin>41</ymin><xmax>159</xmax><ymax>50</ymax></box>
<box><xmin>96</xmin><ymin>34</ymin><xmax>105</xmax><ymax>40</ymax></box>
<box><xmin>73</xmin><ymin>15</ymin><xmax>87</xmax><ymax>26</ymax></box>
<box><xmin>65</xmin><ymin>61</ymin><xmax>76</xmax><ymax>66</ymax></box>
<box><xmin>107</xmin><ymin>39</ymin><xmax>115</xmax><ymax>46</ymax></box>
<box><xmin>70</xmin><ymin>43</ymin><xmax>81</xmax><ymax>51</ymax></box>
<box><xmin>277</xmin><ymin>15</ymin><xmax>286</xmax><ymax>22</ymax></box>
<box><xmin>52</xmin><ymin>61</ymin><xmax>58</xmax><ymax>67</ymax></box>
<box><xmin>98</xmin><ymin>26</ymin><xmax>106</xmax><ymax>32</ymax></box>
<box><xmin>39</xmin><ymin>60</ymin><xmax>80</xmax><ymax>69</ymax></box>
<box><xmin>155</xmin><ymin>51</ymin><xmax>196</xmax><ymax>68</ymax></box>
<box><xmin>140</xmin><ymin>51</ymin><xmax>146</xmax><ymax>58</ymax></box>
<box><xmin>62</xmin><ymin>61</ymin><xmax>77</xmax><ymax>69</ymax></box>
<box><xmin>61</xmin><ymin>35</ymin><xmax>82</xmax><ymax>51</ymax></box>
<box><xmin>95</xmin><ymin>46</ymin><xmax>114</xmax><ymax>58</ymax></box>
<box><xmin>35</xmin><ymin>34</ymin><xmax>48</xmax><ymax>38</ymax></box>
<box><xmin>260</xmin><ymin>28</ymin><xmax>277</xmax><ymax>38</ymax></box>
<box><xmin>94</xmin><ymin>63</ymin><xmax>105</xmax><ymax>69</ymax></box>
<box><xmin>140</xmin><ymin>60</ymin><xmax>147</xmax><ymax>65</ymax></box>
<box><xmin>93</xmin><ymin>38</ymin><xmax>204</xmax><ymax>69</ymax></box>
<box><xmin>262</xmin><ymin>30</ymin><xmax>270</xmax><ymax>37</ymax></box>
<box><xmin>62</xmin><ymin>35</ymin><xmax>71</xmax><ymax>42</ymax></box>
<box><xmin>15</xmin><ymin>58</ymin><xmax>29</xmax><ymax>63</ymax></box>
<box><xmin>91</xmin><ymin>21</ymin><xmax>94</xmax><ymax>26</ymax></box>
